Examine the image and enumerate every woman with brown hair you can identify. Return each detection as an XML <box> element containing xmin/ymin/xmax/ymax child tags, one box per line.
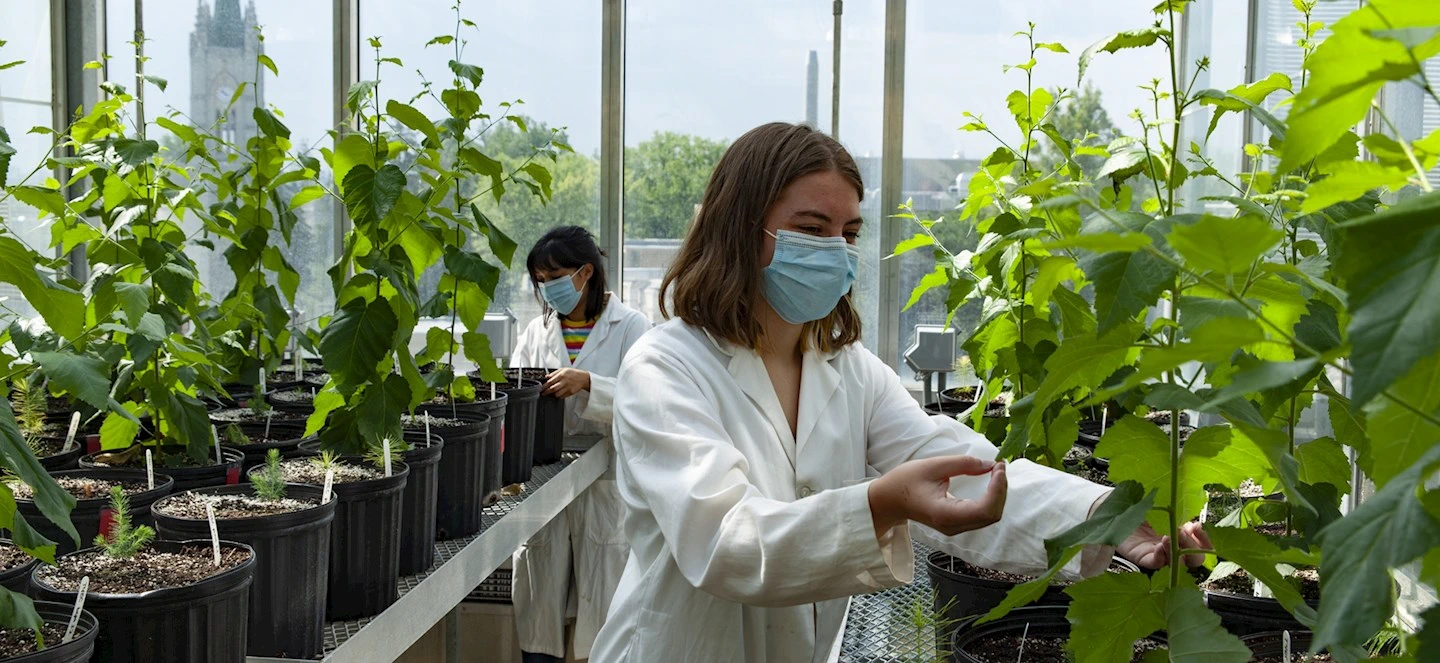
<box><xmin>590</xmin><ymin>122</ymin><xmax>1206</xmax><ymax>662</ymax></box>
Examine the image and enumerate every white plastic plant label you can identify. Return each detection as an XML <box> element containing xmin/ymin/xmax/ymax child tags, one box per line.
<box><xmin>1100</xmin><ymin>405</ymin><xmax>1108</xmax><ymax>432</ymax></box>
<box><xmin>206</xmin><ymin>502</ymin><xmax>221</xmax><ymax>567</ymax></box>
<box><xmin>211</xmin><ymin>425</ymin><xmax>222</xmax><ymax>463</ymax></box>
<box><xmin>424</xmin><ymin>417</ymin><xmax>431</xmax><ymax>446</ymax></box>
<box><xmin>383</xmin><ymin>439</ymin><xmax>392</xmax><ymax>477</ymax></box>
<box><xmin>61</xmin><ymin>412</ymin><xmax>81</xmax><ymax>453</ymax></box>
<box><xmin>322</xmin><ymin>468</ymin><xmax>334</xmax><ymax>504</ymax></box>
<box><xmin>62</xmin><ymin>576</ymin><xmax>88</xmax><ymax>643</ymax></box>
<box><xmin>263</xmin><ymin>410</ymin><xmax>272</xmax><ymax>440</ymax></box>
<box><xmin>258</xmin><ymin>367</ymin><xmax>266</xmax><ymax>396</ymax></box>
<box><xmin>145</xmin><ymin>449</ymin><xmax>154</xmax><ymax>490</ymax></box>
<box><xmin>1282</xmin><ymin>630</ymin><xmax>1291</xmax><ymax>661</ymax></box>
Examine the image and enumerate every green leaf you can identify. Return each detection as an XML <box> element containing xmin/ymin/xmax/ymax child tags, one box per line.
<box><xmin>112</xmin><ymin>282</ymin><xmax>149</xmax><ymax>327</ymax></box>
<box><xmin>904</xmin><ymin>266</ymin><xmax>949</xmax><ymax>312</ymax></box>
<box><xmin>32</xmin><ymin>352</ymin><xmax>110</xmax><ymax>411</ymax></box>
<box><xmin>288</xmin><ymin>185</ymin><xmax>327</xmax><ymax>210</ymax></box>
<box><xmin>0</xmin><ymin>61</ymin><xmax>24</xmax><ymax>71</ymax></box>
<box><xmin>1163</xmin><ymin>578</ymin><xmax>1252</xmax><ymax>663</ymax></box>
<box><xmin>1064</xmin><ymin>571</ymin><xmax>1165</xmax><ymax>663</ymax></box>
<box><xmin>1232</xmin><ymin>423</ymin><xmax>1316</xmax><ymax>518</ymax></box>
<box><xmin>1078</xmin><ymin>28</ymin><xmax>1169</xmax><ymax>83</ymax></box>
<box><xmin>1335</xmin><ymin>189</ymin><xmax>1440</xmax><ymax>406</ymax></box>
<box><xmin>319</xmin><ymin>297</ymin><xmax>399</xmax><ymax>392</ymax></box>
<box><xmin>155</xmin><ymin>116</ymin><xmax>199</xmax><ymax>146</ymax></box>
<box><xmin>522</xmin><ymin>162</ymin><xmax>553</xmax><ymax>200</ymax></box>
<box><xmin>10</xmin><ymin>186</ymin><xmax>67</xmax><ymax>219</ymax></box>
<box><xmin>440</xmin><ymin>89</ymin><xmax>480</xmax><ymax>119</ymax></box>
<box><xmin>1365</xmin><ymin>354</ymin><xmax>1440</xmax><ymax>488</ymax></box>
<box><xmin>1295</xmin><ymin>436</ymin><xmax>1352</xmax><ymax>496</ymax></box>
<box><xmin>304</xmin><ymin>388</ymin><xmax>345</xmax><ymax>438</ymax></box>
<box><xmin>1079</xmin><ymin>213</ymin><xmax>1178</xmax><ymax>333</ymax></box>
<box><xmin>252</xmin><ymin>107</ymin><xmax>291</xmax><ymax>140</ymax></box>
<box><xmin>1099</xmin><ymin>421</ymin><xmax>1270</xmax><ymax>531</ymax></box>
<box><xmin>1035</xmin><ymin>42</ymin><xmax>1069</xmax><ymax>53</ymax></box>
<box><xmin>331</xmin><ymin>133</ymin><xmax>375</xmax><ymax>189</ymax></box>
<box><xmin>443</xmin><ymin>248</ymin><xmax>500</xmax><ymax>298</ymax></box>
<box><xmin>1096</xmin><ymin>144</ymin><xmax>1150</xmax><ymax>184</ymax></box>
<box><xmin>459</xmin><ymin>149</ymin><xmax>505</xmax><ymax>199</ymax></box>
<box><xmin>0</xmin><ymin>401</ymin><xmax>78</xmax><ymax>547</ymax></box>
<box><xmin>447</xmin><ymin>60</ymin><xmax>484</xmax><ymax>87</ymax></box>
<box><xmin>425</xmin><ymin>35</ymin><xmax>454</xmax><ymax>47</ymax></box>
<box><xmin>1209</xmin><ymin>527</ymin><xmax>1319</xmax><ymax>624</ymax></box>
<box><xmin>0</xmin><ymin>238</ymin><xmax>84</xmax><ymax>339</ymax></box>
<box><xmin>462</xmin><ymin>332</ymin><xmax>505</xmax><ymax>382</ymax></box>
<box><xmin>346</xmin><ymin>80</ymin><xmax>377</xmax><ymax>112</ymax></box>
<box><xmin>1038</xmin><ymin>232</ymin><xmax>1151</xmax><ymax>253</ymax></box>
<box><xmin>1023</xmin><ymin>324</ymin><xmax>1139</xmax><ymax>445</ymax></box>
<box><xmin>100</xmin><ymin>410</ymin><xmax>139</xmax><ymax>449</ymax></box>
<box><xmin>113</xmin><ymin>139</ymin><xmax>159</xmax><ymax>166</ymax></box>
<box><xmin>355</xmin><ymin>374</ymin><xmax>410</xmax><ymax>447</ymax></box>
<box><xmin>0</xmin><ymin>585</ymin><xmax>44</xmax><ymax>639</ymax></box>
<box><xmin>226</xmin><ymin>81</ymin><xmax>249</xmax><ymax>109</ymax></box>
<box><xmin>1313</xmin><ymin>444</ymin><xmax>1440</xmax><ymax>652</ymax></box>
<box><xmin>1167</xmin><ymin>215</ymin><xmax>1284</xmax><ymax>275</ymax></box>
<box><xmin>341</xmin><ymin>164</ymin><xmax>406</xmax><ymax>225</ymax></box>
<box><xmin>385</xmin><ymin>100</ymin><xmax>440</xmax><ymax>148</ymax></box>
<box><xmin>887</xmin><ymin>233</ymin><xmax>934</xmax><ymax>258</ymax></box>
<box><xmin>1302</xmin><ymin>161</ymin><xmax>1410</xmax><ymax>214</ymax></box>
<box><xmin>257</xmin><ymin>54</ymin><xmax>278</xmax><ymax>76</ymax></box>
<box><xmin>1195</xmin><ymin>76</ymin><xmax>1291</xmax><ymax>142</ymax></box>
<box><xmin>165</xmin><ymin>392</ymin><xmax>214</xmax><ymax>462</ymax></box>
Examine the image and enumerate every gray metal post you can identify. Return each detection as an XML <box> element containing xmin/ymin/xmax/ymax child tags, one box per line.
<box><xmin>444</xmin><ymin>606</ymin><xmax>460</xmax><ymax>661</ymax></box>
<box><xmin>333</xmin><ymin>0</ymin><xmax>358</xmax><ymax>262</ymax></box>
<box><xmin>831</xmin><ymin>0</ymin><xmax>842</xmax><ymax>139</ymax></box>
<box><xmin>58</xmin><ymin>0</ymin><xmax>106</xmax><ymax>280</ymax></box>
<box><xmin>877</xmin><ymin>0</ymin><xmax>906</xmax><ymax>370</ymax></box>
<box><xmin>601</xmin><ymin>0</ymin><xmax>625</xmax><ymax>290</ymax></box>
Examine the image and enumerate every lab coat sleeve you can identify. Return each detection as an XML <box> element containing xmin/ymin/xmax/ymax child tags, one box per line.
<box><xmin>858</xmin><ymin>351</ymin><xmax>1115</xmax><ymax>579</ymax></box>
<box><xmin>511</xmin><ymin>317</ymin><xmax>544</xmax><ymax>368</ymax></box>
<box><xmin>614</xmin><ymin>351</ymin><xmax>912</xmax><ymax>608</ymax></box>
<box><xmin>580</xmin><ymin>313</ymin><xmax>652</xmax><ymax>425</ymax></box>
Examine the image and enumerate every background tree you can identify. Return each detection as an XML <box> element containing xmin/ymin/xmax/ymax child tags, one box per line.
<box><xmin>1037</xmin><ymin>83</ymin><xmax>1117</xmax><ymax>177</ymax></box>
<box><xmin>623</xmin><ymin>131</ymin><xmax>727</xmax><ymax>239</ymax></box>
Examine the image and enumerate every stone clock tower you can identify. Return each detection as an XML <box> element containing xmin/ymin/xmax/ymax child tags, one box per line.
<box><xmin>189</xmin><ymin>0</ymin><xmax>263</xmax><ymax>145</ymax></box>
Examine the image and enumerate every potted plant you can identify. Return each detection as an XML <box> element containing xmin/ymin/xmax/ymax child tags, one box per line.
<box><xmin>0</xmin><ymin>540</ymin><xmax>38</xmax><ymax>596</ymax></box>
<box><xmin>408</xmin><ymin>409</ymin><xmax>491</xmax><ymax>539</ymax></box>
<box><xmin>467</xmin><ymin>375</ymin><xmax>541</xmax><ymax>486</ymax></box>
<box><xmin>950</xmin><ymin>606</ymin><xmax>1168</xmax><ymax>662</ymax></box>
<box><xmin>503</xmin><ymin>368</ymin><xmax>565</xmax><ymax>465</ymax></box>
<box><xmin>153</xmin><ymin>449</ymin><xmax>336</xmax><ymax>658</ymax></box>
<box><xmin>0</xmin><ymin>600</ymin><xmax>101</xmax><ymax>662</ymax></box>
<box><xmin>8</xmin><ymin>381</ymin><xmax>83</xmax><ymax>472</ymax></box>
<box><xmin>10</xmin><ymin>471</ymin><xmax>172</xmax><ymax>557</ymax></box>
<box><xmin>213</xmin><ymin>421</ymin><xmax>307</xmax><ymax>471</ymax></box>
<box><xmin>254</xmin><ymin>452</ymin><xmax>407</xmax><ymax>619</ymax></box>
<box><xmin>31</xmin><ymin>487</ymin><xmax>255</xmax><ymax>662</ymax></box>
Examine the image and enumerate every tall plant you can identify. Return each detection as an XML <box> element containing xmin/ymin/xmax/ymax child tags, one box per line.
<box><xmin>900</xmin><ymin>0</ymin><xmax>1440</xmax><ymax>660</ymax></box>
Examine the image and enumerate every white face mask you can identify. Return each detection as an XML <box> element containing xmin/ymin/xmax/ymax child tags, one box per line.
<box><xmin>761</xmin><ymin>230</ymin><xmax>860</xmax><ymax>324</ymax></box>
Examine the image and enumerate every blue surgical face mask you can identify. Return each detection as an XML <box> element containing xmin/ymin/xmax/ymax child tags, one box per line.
<box><xmin>540</xmin><ymin>270</ymin><xmax>584</xmax><ymax>315</ymax></box>
<box><xmin>761</xmin><ymin>230</ymin><xmax>860</xmax><ymax>324</ymax></box>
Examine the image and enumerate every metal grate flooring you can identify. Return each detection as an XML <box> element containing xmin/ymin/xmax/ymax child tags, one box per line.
<box><xmin>320</xmin><ymin>455</ymin><xmax>579</xmax><ymax>656</ymax></box>
<box><xmin>839</xmin><ymin>543</ymin><xmax>942</xmax><ymax>663</ymax></box>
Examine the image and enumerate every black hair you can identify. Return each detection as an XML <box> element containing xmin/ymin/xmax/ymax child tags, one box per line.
<box><xmin>526</xmin><ymin>226</ymin><xmax>608</xmax><ymax>322</ymax></box>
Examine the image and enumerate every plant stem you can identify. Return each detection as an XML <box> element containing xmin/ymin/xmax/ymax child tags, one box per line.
<box><xmin>1165</xmin><ymin>7</ymin><xmax>1182</xmax><ymax>217</ymax></box>
<box><xmin>446</xmin><ymin>1</ymin><xmax>463</xmax><ymax>373</ymax></box>
<box><xmin>1285</xmin><ymin>395</ymin><xmax>1298</xmax><ymax>537</ymax></box>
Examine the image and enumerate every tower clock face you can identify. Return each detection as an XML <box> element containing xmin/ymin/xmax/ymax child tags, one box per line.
<box><xmin>216</xmin><ymin>84</ymin><xmax>234</xmax><ymax>104</ymax></box>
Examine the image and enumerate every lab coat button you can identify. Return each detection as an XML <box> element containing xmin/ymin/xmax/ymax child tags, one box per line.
<box><xmin>797</xmin><ymin>485</ymin><xmax>814</xmax><ymax>498</ymax></box>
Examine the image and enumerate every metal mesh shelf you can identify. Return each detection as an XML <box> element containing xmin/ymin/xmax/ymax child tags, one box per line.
<box><xmin>840</xmin><ymin>543</ymin><xmax>943</xmax><ymax>663</ymax></box>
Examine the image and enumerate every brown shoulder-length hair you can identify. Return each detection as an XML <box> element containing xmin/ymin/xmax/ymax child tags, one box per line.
<box><xmin>659</xmin><ymin>122</ymin><xmax>864</xmax><ymax>353</ymax></box>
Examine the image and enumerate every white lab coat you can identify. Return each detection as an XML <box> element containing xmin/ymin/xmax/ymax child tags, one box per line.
<box><xmin>511</xmin><ymin>295</ymin><xmax>651</xmax><ymax>659</ymax></box>
<box><xmin>590</xmin><ymin>320</ymin><xmax>1115</xmax><ymax>663</ymax></box>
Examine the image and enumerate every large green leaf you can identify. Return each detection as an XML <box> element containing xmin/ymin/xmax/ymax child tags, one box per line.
<box><xmin>0</xmin><ymin>485</ymin><xmax>56</xmax><ymax>563</ymax></box>
<box><xmin>1078</xmin><ymin>27</ymin><xmax>1169</xmax><ymax>84</ymax></box>
<box><xmin>447</xmin><ymin>60</ymin><xmax>484</xmax><ymax>87</ymax></box>
<box><xmin>469</xmin><ymin>205</ymin><xmax>517</xmax><ymax>267</ymax></box>
<box><xmin>331</xmin><ymin>133</ymin><xmax>375</xmax><ymax>187</ymax></box>
<box><xmin>113</xmin><ymin>139</ymin><xmax>159</xmax><ymax>166</ymax></box>
<box><xmin>385</xmin><ymin>100</ymin><xmax>440</xmax><ymax>147</ymax></box>
<box><xmin>1163</xmin><ymin>578</ymin><xmax>1252</xmax><ymax>663</ymax></box>
<box><xmin>1204</xmin><ymin>358</ymin><xmax>1321</xmax><ymax>410</ymax></box>
<box><xmin>341</xmin><ymin>164</ymin><xmax>406</xmax><ymax>226</ymax></box>
<box><xmin>1313</xmin><ymin>444</ymin><xmax>1440</xmax><ymax>651</ymax></box>
<box><xmin>1301</xmin><ymin>161</ymin><xmax>1410</xmax><ymax>214</ymax></box>
<box><xmin>1336</xmin><ymin>189</ymin><xmax>1440</xmax><ymax>406</ymax></box>
<box><xmin>32</xmin><ymin>352</ymin><xmax>111</xmax><ymax>411</ymax></box>
<box><xmin>1232</xmin><ymin>423</ymin><xmax>1315</xmax><ymax>517</ymax></box>
<box><xmin>462</xmin><ymin>332</ymin><xmax>506</xmax><ymax>383</ymax></box>
<box><xmin>1064</xmin><ymin>571</ymin><xmax>1165</xmax><ymax>663</ymax></box>
<box><xmin>164</xmin><ymin>392</ymin><xmax>214</xmax><ymax>462</ymax></box>
<box><xmin>305</xmin><ymin>388</ymin><xmax>345</xmax><ymax>438</ymax></box>
<box><xmin>904</xmin><ymin>266</ymin><xmax>949</xmax><ymax>312</ymax></box>
<box><xmin>1294</xmin><ymin>437</ymin><xmax>1352</xmax><ymax>496</ymax></box>
<box><xmin>443</xmin><ymin>248</ymin><xmax>501</xmax><ymax>298</ymax></box>
<box><xmin>0</xmin><ymin>238</ymin><xmax>84</xmax><ymax>339</ymax></box>
<box><xmin>252</xmin><ymin>107</ymin><xmax>291</xmax><ymax>140</ymax></box>
<box><xmin>355</xmin><ymin>374</ymin><xmax>410</xmax><ymax>448</ymax></box>
<box><xmin>1021</xmin><ymin>323</ymin><xmax>1139</xmax><ymax>449</ymax></box>
<box><xmin>0</xmin><ymin>402</ymin><xmax>77</xmax><ymax>547</ymax></box>
<box><xmin>1098</xmin><ymin>420</ymin><xmax>1269</xmax><ymax>531</ymax></box>
<box><xmin>319</xmin><ymin>297</ymin><xmax>399</xmax><ymax>392</ymax></box>
<box><xmin>1194</xmin><ymin>73</ymin><xmax>1291</xmax><ymax>141</ymax></box>
<box><xmin>1209</xmin><ymin>527</ymin><xmax>1318</xmax><ymax>624</ymax></box>
<box><xmin>1167</xmin><ymin>215</ymin><xmax>1284</xmax><ymax>275</ymax></box>
<box><xmin>0</xmin><ymin>585</ymin><xmax>43</xmax><ymax>643</ymax></box>
<box><xmin>1365</xmin><ymin>354</ymin><xmax>1440</xmax><ymax>489</ymax></box>
<box><xmin>1079</xmin><ymin>213</ymin><xmax>1177</xmax><ymax>333</ymax></box>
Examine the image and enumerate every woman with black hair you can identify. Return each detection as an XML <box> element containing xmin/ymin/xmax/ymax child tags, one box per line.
<box><xmin>510</xmin><ymin>225</ymin><xmax>651</xmax><ymax>663</ymax></box>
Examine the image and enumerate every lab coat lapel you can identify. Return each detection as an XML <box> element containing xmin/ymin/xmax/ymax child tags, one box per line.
<box><xmin>572</xmin><ymin>298</ymin><xmax>614</xmax><ymax>368</ymax></box>
<box><xmin>542</xmin><ymin>316</ymin><xmax>572</xmax><ymax>369</ymax></box>
<box><xmin>727</xmin><ymin>350</ymin><xmax>798</xmax><ymax>471</ymax></box>
<box><xmin>795</xmin><ymin>350</ymin><xmax>842</xmax><ymax>461</ymax></box>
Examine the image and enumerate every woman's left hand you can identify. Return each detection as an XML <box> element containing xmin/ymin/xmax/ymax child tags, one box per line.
<box><xmin>544</xmin><ymin>368</ymin><xmax>591</xmax><ymax>398</ymax></box>
<box><xmin>1118</xmin><ymin>521</ymin><xmax>1211</xmax><ymax>570</ymax></box>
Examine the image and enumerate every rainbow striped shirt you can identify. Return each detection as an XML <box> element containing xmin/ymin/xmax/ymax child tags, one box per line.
<box><xmin>560</xmin><ymin>317</ymin><xmax>596</xmax><ymax>362</ymax></box>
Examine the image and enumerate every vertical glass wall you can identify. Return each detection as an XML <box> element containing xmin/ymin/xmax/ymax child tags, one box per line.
<box><xmin>0</xmin><ymin>5</ymin><xmax>54</xmax><ymax>319</ymax></box>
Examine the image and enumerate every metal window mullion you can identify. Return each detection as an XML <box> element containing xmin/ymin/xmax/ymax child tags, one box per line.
<box><xmin>601</xmin><ymin>0</ymin><xmax>625</xmax><ymax>293</ymax></box>
<box><xmin>333</xmin><ymin>0</ymin><xmax>359</xmax><ymax>263</ymax></box>
<box><xmin>877</xmin><ymin>0</ymin><xmax>906</xmax><ymax>369</ymax></box>
<box><xmin>59</xmin><ymin>0</ymin><xmax>106</xmax><ymax>281</ymax></box>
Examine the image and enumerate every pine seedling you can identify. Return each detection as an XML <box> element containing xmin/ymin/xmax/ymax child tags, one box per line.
<box><xmin>12</xmin><ymin>379</ymin><xmax>46</xmax><ymax>435</ymax></box>
<box><xmin>95</xmin><ymin>485</ymin><xmax>154</xmax><ymax>559</ymax></box>
<box><xmin>363</xmin><ymin>438</ymin><xmax>406</xmax><ymax>471</ymax></box>
<box><xmin>252</xmin><ymin>448</ymin><xmax>287</xmax><ymax>502</ymax></box>
<box><xmin>309</xmin><ymin>450</ymin><xmax>338</xmax><ymax>474</ymax></box>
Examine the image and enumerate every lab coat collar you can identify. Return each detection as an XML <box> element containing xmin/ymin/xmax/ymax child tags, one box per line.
<box><xmin>545</xmin><ymin>292</ymin><xmax>621</xmax><ymax>368</ymax></box>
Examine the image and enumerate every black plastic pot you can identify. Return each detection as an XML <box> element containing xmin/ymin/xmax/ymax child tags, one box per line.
<box><xmin>504</xmin><ymin>368</ymin><xmax>564</xmax><ymax>465</ymax></box>
<box><xmin>926</xmin><ymin>550</ymin><xmax>1140</xmax><ymax>641</ymax></box>
<box><xmin>950</xmin><ymin>606</ymin><xmax>1165</xmax><ymax>663</ymax></box>
<box><xmin>468</xmin><ymin>377</ymin><xmax>540</xmax><ymax>485</ymax></box>
<box><xmin>80</xmin><ymin>446</ymin><xmax>245</xmax><ymax>492</ymax></box>
<box><xmin>264</xmin><ymin>389</ymin><xmax>317</xmax><ymax>415</ymax></box>
<box><xmin>1241</xmin><ymin>630</ymin><xmax>1315</xmax><ymax>659</ymax></box>
<box><xmin>4</xmin><ymin>600</ymin><xmax>100</xmax><ymax>663</ymax></box>
<box><xmin>1077</xmin><ymin>413</ymin><xmax>1193</xmax><ymax>448</ymax></box>
<box><xmin>221</xmin><ymin>420</ymin><xmax>309</xmax><ymax>470</ymax></box>
<box><xmin>15</xmin><ymin>469</ymin><xmax>174</xmax><ymax>556</ymax></box>
<box><xmin>409</xmin><ymin>415</ymin><xmax>490</xmax><ymax>540</ymax></box>
<box><xmin>251</xmin><ymin>461</ymin><xmax>410</xmax><ymax>620</ymax></box>
<box><xmin>0</xmin><ymin>540</ymin><xmax>37</xmax><ymax>596</ymax></box>
<box><xmin>296</xmin><ymin>431</ymin><xmax>443</xmax><ymax>576</ymax></box>
<box><xmin>31</xmin><ymin>440</ymin><xmax>82</xmax><ymax>473</ymax></box>
<box><xmin>152</xmin><ymin>484</ymin><xmax>335</xmax><ymax>659</ymax></box>
<box><xmin>1204</xmin><ymin>585</ymin><xmax>1317</xmax><ymax>636</ymax></box>
<box><xmin>31</xmin><ymin>539</ymin><xmax>255</xmax><ymax>663</ymax></box>
<box><xmin>420</xmin><ymin>392</ymin><xmax>506</xmax><ymax>507</ymax></box>
<box><xmin>42</xmin><ymin>413</ymin><xmax>101</xmax><ymax>457</ymax></box>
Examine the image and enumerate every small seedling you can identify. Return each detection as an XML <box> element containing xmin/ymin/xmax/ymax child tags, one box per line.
<box><xmin>251</xmin><ymin>449</ymin><xmax>287</xmax><ymax>502</ymax></box>
<box><xmin>310</xmin><ymin>450</ymin><xmax>339</xmax><ymax>474</ymax></box>
<box><xmin>13</xmin><ymin>379</ymin><xmax>47</xmax><ymax>436</ymax></box>
<box><xmin>220</xmin><ymin>424</ymin><xmax>249</xmax><ymax>448</ymax></box>
<box><xmin>95</xmin><ymin>486</ymin><xmax>154</xmax><ymax>559</ymax></box>
<box><xmin>364</xmin><ymin>438</ymin><xmax>406</xmax><ymax>472</ymax></box>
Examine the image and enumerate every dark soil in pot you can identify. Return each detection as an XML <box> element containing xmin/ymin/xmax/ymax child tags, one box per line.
<box><xmin>1077</xmin><ymin>411</ymin><xmax>1194</xmax><ymax>448</ymax></box>
<box><xmin>1063</xmin><ymin>448</ymin><xmax>1113</xmax><ymax>486</ymax></box>
<box><xmin>0</xmin><ymin>540</ymin><xmax>37</xmax><ymax>596</ymax></box>
<box><xmin>1202</xmin><ymin>567</ymin><xmax>1319</xmax><ymax>636</ymax></box>
<box><xmin>256</xmin><ymin>458</ymin><xmax>409</xmax><ymax>620</ymax></box>
<box><xmin>80</xmin><ymin>445</ymin><xmax>244</xmax><ymax>492</ymax></box>
<box><xmin>31</xmin><ymin>540</ymin><xmax>255</xmax><ymax>663</ymax></box>
<box><xmin>41</xmin><ymin>414</ymin><xmax>102</xmax><ymax>457</ymax></box>
<box><xmin>10</xmin><ymin>470</ymin><xmax>174</xmax><ymax>556</ymax></box>
<box><xmin>153</xmin><ymin>485</ymin><xmax>334</xmax><ymax>658</ymax></box>
<box><xmin>939</xmin><ymin>386</ymin><xmax>981</xmax><ymax>404</ymax></box>
<box><xmin>1242</xmin><ymin>631</ymin><xmax>1332</xmax><ymax>662</ymax></box>
<box><xmin>419</xmin><ymin>392</ymin><xmax>505</xmax><ymax>507</ymax></box>
<box><xmin>467</xmin><ymin>377</ymin><xmax>540</xmax><ymax>486</ymax></box>
<box><xmin>950</xmin><ymin>606</ymin><xmax>1165</xmax><ymax>662</ymax></box>
<box><xmin>295</xmin><ymin>430</ymin><xmax>443</xmax><ymax>576</ymax></box>
<box><xmin>0</xmin><ymin>600</ymin><xmax>100</xmax><ymax>662</ymax></box>
<box><xmin>209</xmin><ymin>407</ymin><xmax>307</xmax><ymax>426</ymax></box>
<box><xmin>24</xmin><ymin>436</ymin><xmax>81</xmax><ymax>473</ymax></box>
<box><xmin>927</xmin><ymin>550</ymin><xmax>1140</xmax><ymax>643</ymax></box>
<box><xmin>923</xmin><ymin>399</ymin><xmax>1007</xmax><ymax>419</ymax></box>
<box><xmin>504</xmin><ymin>368</ymin><xmax>565</xmax><ymax>465</ymax></box>
<box><xmin>213</xmin><ymin>421</ymin><xmax>308</xmax><ymax>470</ymax></box>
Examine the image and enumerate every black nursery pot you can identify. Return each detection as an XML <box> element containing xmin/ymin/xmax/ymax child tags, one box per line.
<box><xmin>264</xmin><ymin>389</ymin><xmax>317</xmax><ymax>415</ymax></box>
<box><xmin>467</xmin><ymin>376</ymin><xmax>540</xmax><ymax>486</ymax></box>
<box><xmin>420</xmin><ymin>393</ymin><xmax>506</xmax><ymax>507</ymax></box>
<box><xmin>504</xmin><ymin>368</ymin><xmax>565</xmax><ymax>465</ymax></box>
<box><xmin>250</xmin><ymin>462</ymin><xmax>411</xmax><ymax>620</ymax></box>
<box><xmin>7</xmin><ymin>600</ymin><xmax>100</xmax><ymax>663</ymax></box>
<box><xmin>1204</xmin><ymin>584</ymin><xmax>1317</xmax><ymax>636</ymax></box>
<box><xmin>80</xmin><ymin>445</ymin><xmax>245</xmax><ymax>492</ymax></box>
<box><xmin>949</xmin><ymin>606</ymin><xmax>1165</xmax><ymax>663</ymax></box>
<box><xmin>1241</xmin><ymin>631</ymin><xmax>1315</xmax><ymax>658</ymax></box>
<box><xmin>0</xmin><ymin>539</ymin><xmax>37</xmax><ymax>596</ymax></box>
<box><xmin>296</xmin><ymin>431</ymin><xmax>443</xmax><ymax>576</ymax></box>
<box><xmin>153</xmin><ymin>484</ymin><xmax>335</xmax><ymax>659</ymax></box>
<box><xmin>30</xmin><ymin>539</ymin><xmax>255</xmax><ymax>663</ymax></box>
<box><xmin>408</xmin><ymin>413</ymin><xmax>490</xmax><ymax>540</ymax></box>
<box><xmin>15</xmin><ymin>470</ymin><xmax>174</xmax><ymax>557</ymax></box>
<box><xmin>223</xmin><ymin>420</ymin><xmax>309</xmax><ymax>470</ymax></box>
<box><xmin>36</xmin><ymin>443</ymin><xmax>82</xmax><ymax>473</ymax></box>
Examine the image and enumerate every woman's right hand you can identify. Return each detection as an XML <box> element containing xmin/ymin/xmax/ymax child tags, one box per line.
<box><xmin>867</xmin><ymin>455</ymin><xmax>1007</xmax><ymax>538</ymax></box>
